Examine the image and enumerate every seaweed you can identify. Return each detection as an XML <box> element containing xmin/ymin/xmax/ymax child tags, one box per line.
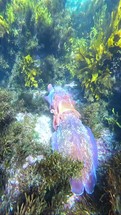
<box><xmin>107</xmin><ymin>152</ymin><xmax>121</xmax><ymax>215</ymax></box>
<box><xmin>20</xmin><ymin>55</ymin><xmax>39</xmax><ymax>88</ymax></box>
<box><xmin>65</xmin><ymin>0</ymin><xmax>121</xmax><ymax>101</ymax></box>
<box><xmin>0</xmin><ymin>1</ymin><xmax>121</xmax><ymax>214</ymax></box>
<box><xmin>0</xmin><ymin>15</ymin><xmax>9</xmax><ymax>38</ymax></box>
<box><xmin>0</xmin><ymin>89</ymin><xmax>14</xmax><ymax>131</ymax></box>
<box><xmin>2</xmin><ymin>152</ymin><xmax>83</xmax><ymax>214</ymax></box>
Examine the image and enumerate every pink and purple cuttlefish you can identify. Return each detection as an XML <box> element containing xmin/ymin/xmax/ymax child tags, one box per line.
<box><xmin>45</xmin><ymin>84</ymin><xmax>98</xmax><ymax>195</ymax></box>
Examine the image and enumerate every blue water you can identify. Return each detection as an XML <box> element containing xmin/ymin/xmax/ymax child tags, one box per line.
<box><xmin>0</xmin><ymin>0</ymin><xmax>121</xmax><ymax>214</ymax></box>
<box><xmin>66</xmin><ymin>0</ymin><xmax>87</xmax><ymax>11</ymax></box>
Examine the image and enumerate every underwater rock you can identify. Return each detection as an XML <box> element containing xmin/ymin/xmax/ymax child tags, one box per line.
<box><xmin>34</xmin><ymin>115</ymin><xmax>52</xmax><ymax>147</ymax></box>
<box><xmin>23</xmin><ymin>155</ymin><xmax>44</xmax><ymax>169</ymax></box>
<box><xmin>97</xmin><ymin>128</ymin><xmax>115</xmax><ymax>166</ymax></box>
<box><xmin>15</xmin><ymin>112</ymin><xmax>52</xmax><ymax>148</ymax></box>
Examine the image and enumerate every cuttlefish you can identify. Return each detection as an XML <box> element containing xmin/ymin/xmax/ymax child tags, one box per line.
<box><xmin>45</xmin><ymin>84</ymin><xmax>98</xmax><ymax>195</ymax></box>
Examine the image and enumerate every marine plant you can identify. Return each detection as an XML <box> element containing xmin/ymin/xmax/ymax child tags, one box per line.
<box><xmin>65</xmin><ymin>0</ymin><xmax>121</xmax><ymax>101</ymax></box>
<box><xmin>0</xmin><ymin>115</ymin><xmax>37</xmax><ymax>167</ymax></box>
<box><xmin>3</xmin><ymin>0</ymin><xmax>56</xmax><ymax>89</ymax></box>
<box><xmin>66</xmin><ymin>36</ymin><xmax>113</xmax><ymax>101</ymax></box>
<box><xmin>0</xmin><ymin>122</ymin><xmax>15</xmax><ymax>165</ymax></box>
<box><xmin>6</xmin><ymin>0</ymin><xmax>33</xmax><ymax>25</ymax></box>
<box><xmin>37</xmin><ymin>152</ymin><xmax>83</xmax><ymax>190</ymax></box>
<box><xmin>0</xmin><ymin>55</ymin><xmax>9</xmax><ymax>73</ymax></box>
<box><xmin>105</xmin><ymin>108</ymin><xmax>121</xmax><ymax>130</ymax></box>
<box><xmin>32</xmin><ymin>1</ymin><xmax>54</xmax><ymax>52</ymax></box>
<box><xmin>4</xmin><ymin>0</ymin><xmax>53</xmax><ymax>57</ymax></box>
<box><xmin>0</xmin><ymin>15</ymin><xmax>9</xmax><ymax>37</ymax></box>
<box><xmin>0</xmin><ymin>88</ymin><xmax>13</xmax><ymax>130</ymax></box>
<box><xmin>0</xmin><ymin>0</ymin><xmax>9</xmax><ymax>13</ymax></box>
<box><xmin>34</xmin><ymin>2</ymin><xmax>52</xmax><ymax>27</ymax></box>
<box><xmin>1</xmin><ymin>0</ymin><xmax>70</xmax><ymax>91</ymax></box>
<box><xmin>4</xmin><ymin>151</ymin><xmax>83</xmax><ymax>214</ymax></box>
<box><xmin>5</xmin><ymin>3</ymin><xmax>15</xmax><ymax>25</ymax></box>
<box><xmin>65</xmin><ymin>194</ymin><xmax>97</xmax><ymax>215</ymax></box>
<box><xmin>0</xmin><ymin>88</ymin><xmax>43</xmax><ymax>166</ymax></box>
<box><xmin>39</xmin><ymin>55</ymin><xmax>67</xmax><ymax>86</ymax></box>
<box><xmin>41</xmin><ymin>0</ymin><xmax>66</xmax><ymax>15</ymax></box>
<box><xmin>20</xmin><ymin>55</ymin><xmax>39</xmax><ymax>88</ymax></box>
<box><xmin>81</xmin><ymin>100</ymin><xmax>108</xmax><ymax>137</ymax></box>
<box><xmin>15</xmin><ymin>193</ymin><xmax>36</xmax><ymax>215</ymax></box>
<box><xmin>107</xmin><ymin>152</ymin><xmax>121</xmax><ymax>215</ymax></box>
<box><xmin>107</xmin><ymin>0</ymin><xmax>121</xmax><ymax>49</ymax></box>
<box><xmin>0</xmin><ymin>89</ymin><xmax>15</xmax><ymax>166</ymax></box>
<box><xmin>6</xmin><ymin>0</ymin><xmax>53</xmax><ymax>31</ymax></box>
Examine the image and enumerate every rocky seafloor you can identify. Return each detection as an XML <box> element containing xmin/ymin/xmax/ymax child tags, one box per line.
<box><xmin>0</xmin><ymin>82</ymin><xmax>120</xmax><ymax>215</ymax></box>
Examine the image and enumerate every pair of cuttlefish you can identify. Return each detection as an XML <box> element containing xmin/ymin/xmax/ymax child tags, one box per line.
<box><xmin>45</xmin><ymin>84</ymin><xmax>98</xmax><ymax>195</ymax></box>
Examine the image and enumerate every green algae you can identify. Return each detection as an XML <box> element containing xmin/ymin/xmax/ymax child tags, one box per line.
<box><xmin>0</xmin><ymin>0</ymin><xmax>121</xmax><ymax>214</ymax></box>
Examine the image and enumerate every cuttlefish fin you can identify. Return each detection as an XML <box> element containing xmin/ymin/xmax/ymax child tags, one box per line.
<box><xmin>70</xmin><ymin>178</ymin><xmax>84</xmax><ymax>195</ymax></box>
<box><xmin>84</xmin><ymin>170</ymin><xmax>97</xmax><ymax>194</ymax></box>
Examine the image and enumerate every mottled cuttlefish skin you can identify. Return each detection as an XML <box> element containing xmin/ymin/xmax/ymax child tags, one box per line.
<box><xmin>45</xmin><ymin>84</ymin><xmax>98</xmax><ymax>195</ymax></box>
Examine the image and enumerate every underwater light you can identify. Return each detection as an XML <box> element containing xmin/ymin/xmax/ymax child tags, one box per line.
<box><xmin>65</xmin><ymin>0</ymin><xmax>88</xmax><ymax>11</ymax></box>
